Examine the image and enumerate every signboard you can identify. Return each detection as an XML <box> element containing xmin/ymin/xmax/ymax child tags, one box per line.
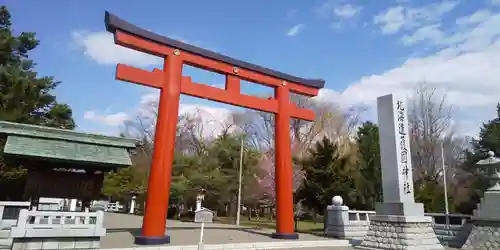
<box><xmin>23</xmin><ymin>170</ymin><xmax>104</xmax><ymax>200</ymax></box>
<box><xmin>194</xmin><ymin>209</ymin><xmax>214</xmax><ymax>223</ymax></box>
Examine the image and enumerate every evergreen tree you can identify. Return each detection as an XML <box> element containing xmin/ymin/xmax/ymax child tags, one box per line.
<box><xmin>414</xmin><ymin>175</ymin><xmax>447</xmax><ymax>212</ymax></box>
<box><xmin>295</xmin><ymin>136</ymin><xmax>353</xmax><ymax>214</ymax></box>
<box><xmin>0</xmin><ymin>6</ymin><xmax>75</xmax><ymax>128</ymax></box>
<box><xmin>0</xmin><ymin>6</ymin><xmax>75</xmax><ymax>200</ymax></box>
<box><xmin>102</xmin><ymin>166</ymin><xmax>145</xmax><ymax>201</ymax></box>
<box><xmin>354</xmin><ymin>121</ymin><xmax>382</xmax><ymax>210</ymax></box>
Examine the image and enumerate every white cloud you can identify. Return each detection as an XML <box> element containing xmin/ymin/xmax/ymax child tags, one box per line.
<box><xmin>402</xmin><ymin>11</ymin><xmax>500</xmax><ymax>54</ymax></box>
<box><xmin>328</xmin><ymin>9</ymin><xmax>500</xmax><ymax>136</ymax></box>
<box><xmin>401</xmin><ymin>24</ymin><xmax>444</xmax><ymax>45</ymax></box>
<box><xmin>72</xmin><ymin>31</ymin><xmax>162</xmax><ymax>67</ymax></box>
<box><xmin>316</xmin><ymin>0</ymin><xmax>363</xmax><ymax>29</ymax></box>
<box><xmin>316</xmin><ymin>0</ymin><xmax>337</xmax><ymax>19</ymax></box>
<box><xmin>374</xmin><ymin>1</ymin><xmax>458</xmax><ymax>34</ymax></box>
<box><xmin>336</xmin><ymin>47</ymin><xmax>500</xmax><ymax>107</ymax></box>
<box><xmin>334</xmin><ymin>4</ymin><xmax>362</xmax><ymax>19</ymax></box>
<box><xmin>287</xmin><ymin>24</ymin><xmax>305</xmax><ymax>36</ymax></box>
<box><xmin>83</xmin><ymin>111</ymin><xmax>129</xmax><ymax>126</ymax></box>
<box><xmin>456</xmin><ymin>9</ymin><xmax>492</xmax><ymax>25</ymax></box>
<box><xmin>374</xmin><ymin>6</ymin><xmax>406</xmax><ymax>34</ymax></box>
<box><xmin>314</xmin><ymin>88</ymin><xmax>343</xmax><ymax>104</ymax></box>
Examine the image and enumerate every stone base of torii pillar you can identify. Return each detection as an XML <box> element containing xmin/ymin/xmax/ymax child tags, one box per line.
<box><xmin>356</xmin><ymin>94</ymin><xmax>442</xmax><ymax>250</ymax></box>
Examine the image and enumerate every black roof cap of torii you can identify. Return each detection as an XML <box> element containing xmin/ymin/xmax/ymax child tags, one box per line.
<box><xmin>104</xmin><ymin>11</ymin><xmax>325</xmax><ymax>90</ymax></box>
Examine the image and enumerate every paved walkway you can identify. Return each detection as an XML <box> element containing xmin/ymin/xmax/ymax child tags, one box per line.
<box><xmin>101</xmin><ymin>213</ymin><xmax>349</xmax><ymax>249</ymax></box>
<box><xmin>101</xmin><ymin>213</ymin><xmax>457</xmax><ymax>249</ymax></box>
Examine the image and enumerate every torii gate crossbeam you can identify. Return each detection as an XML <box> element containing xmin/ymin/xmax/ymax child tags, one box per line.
<box><xmin>105</xmin><ymin>11</ymin><xmax>325</xmax><ymax>245</ymax></box>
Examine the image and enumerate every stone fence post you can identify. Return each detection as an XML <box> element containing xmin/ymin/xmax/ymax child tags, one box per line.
<box><xmin>0</xmin><ymin>201</ymin><xmax>30</xmax><ymax>230</ymax></box>
<box><xmin>324</xmin><ymin>196</ymin><xmax>373</xmax><ymax>239</ymax></box>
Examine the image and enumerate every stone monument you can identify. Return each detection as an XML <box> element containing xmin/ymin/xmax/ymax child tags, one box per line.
<box><xmin>462</xmin><ymin>151</ymin><xmax>500</xmax><ymax>249</ymax></box>
<box><xmin>358</xmin><ymin>94</ymin><xmax>443</xmax><ymax>250</ymax></box>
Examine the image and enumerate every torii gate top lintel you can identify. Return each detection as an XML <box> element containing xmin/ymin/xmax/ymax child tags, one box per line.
<box><xmin>105</xmin><ymin>11</ymin><xmax>325</xmax><ymax>91</ymax></box>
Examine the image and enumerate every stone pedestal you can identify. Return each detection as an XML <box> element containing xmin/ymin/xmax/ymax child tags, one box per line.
<box><xmin>462</xmin><ymin>191</ymin><xmax>500</xmax><ymax>249</ymax></box>
<box><xmin>325</xmin><ymin>204</ymin><xmax>371</xmax><ymax>239</ymax></box>
<box><xmin>358</xmin><ymin>202</ymin><xmax>443</xmax><ymax>250</ymax></box>
<box><xmin>358</xmin><ymin>214</ymin><xmax>443</xmax><ymax>250</ymax></box>
<box><xmin>462</xmin><ymin>220</ymin><xmax>500</xmax><ymax>249</ymax></box>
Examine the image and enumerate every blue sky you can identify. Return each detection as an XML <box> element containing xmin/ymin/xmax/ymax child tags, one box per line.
<box><xmin>5</xmin><ymin>0</ymin><xmax>500</xmax><ymax>137</ymax></box>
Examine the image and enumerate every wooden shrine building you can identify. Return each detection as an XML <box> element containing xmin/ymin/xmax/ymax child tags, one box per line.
<box><xmin>0</xmin><ymin>121</ymin><xmax>137</xmax><ymax>210</ymax></box>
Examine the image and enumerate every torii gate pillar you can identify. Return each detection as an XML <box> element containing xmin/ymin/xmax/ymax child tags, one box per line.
<box><xmin>105</xmin><ymin>11</ymin><xmax>325</xmax><ymax>245</ymax></box>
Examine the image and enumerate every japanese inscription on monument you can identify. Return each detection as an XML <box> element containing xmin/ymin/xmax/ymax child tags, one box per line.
<box><xmin>377</xmin><ymin>94</ymin><xmax>415</xmax><ymax>203</ymax></box>
<box><xmin>396</xmin><ymin>100</ymin><xmax>412</xmax><ymax>195</ymax></box>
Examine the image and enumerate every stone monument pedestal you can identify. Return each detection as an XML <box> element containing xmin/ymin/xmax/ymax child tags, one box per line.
<box><xmin>462</xmin><ymin>191</ymin><xmax>500</xmax><ymax>249</ymax></box>
<box><xmin>357</xmin><ymin>203</ymin><xmax>443</xmax><ymax>250</ymax></box>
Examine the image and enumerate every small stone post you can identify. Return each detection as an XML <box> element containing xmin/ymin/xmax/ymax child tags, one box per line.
<box><xmin>129</xmin><ymin>195</ymin><xmax>136</xmax><ymax>214</ymax></box>
<box><xmin>325</xmin><ymin>196</ymin><xmax>350</xmax><ymax>238</ymax></box>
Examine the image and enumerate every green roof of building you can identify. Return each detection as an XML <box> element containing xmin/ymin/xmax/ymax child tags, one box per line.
<box><xmin>0</xmin><ymin>121</ymin><xmax>138</xmax><ymax>167</ymax></box>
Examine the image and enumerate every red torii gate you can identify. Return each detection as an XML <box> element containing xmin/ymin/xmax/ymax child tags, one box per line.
<box><xmin>105</xmin><ymin>12</ymin><xmax>325</xmax><ymax>245</ymax></box>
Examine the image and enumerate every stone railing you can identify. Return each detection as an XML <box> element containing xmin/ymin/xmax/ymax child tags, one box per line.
<box><xmin>105</xmin><ymin>202</ymin><xmax>123</xmax><ymax>212</ymax></box>
<box><xmin>0</xmin><ymin>202</ymin><xmax>31</xmax><ymax>249</ymax></box>
<box><xmin>10</xmin><ymin>209</ymin><xmax>106</xmax><ymax>249</ymax></box>
<box><xmin>324</xmin><ymin>196</ymin><xmax>472</xmax><ymax>248</ymax></box>
<box><xmin>90</xmin><ymin>200</ymin><xmax>108</xmax><ymax>212</ymax></box>
<box><xmin>0</xmin><ymin>201</ymin><xmax>30</xmax><ymax>230</ymax></box>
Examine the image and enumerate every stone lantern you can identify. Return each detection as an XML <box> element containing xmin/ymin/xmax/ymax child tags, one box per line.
<box><xmin>475</xmin><ymin>151</ymin><xmax>500</xmax><ymax>191</ymax></box>
<box><xmin>463</xmin><ymin>150</ymin><xmax>500</xmax><ymax>248</ymax></box>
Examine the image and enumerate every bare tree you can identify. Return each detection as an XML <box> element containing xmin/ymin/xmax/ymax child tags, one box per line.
<box><xmin>242</xmin><ymin>93</ymin><xmax>365</xmax><ymax>209</ymax></box>
<box><xmin>245</xmin><ymin>94</ymin><xmax>363</xmax><ymax>158</ymax></box>
<box><xmin>122</xmin><ymin>97</ymin><xmax>215</xmax><ymax>159</ymax></box>
<box><xmin>408</xmin><ymin>83</ymin><xmax>463</xmax><ymax>181</ymax></box>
